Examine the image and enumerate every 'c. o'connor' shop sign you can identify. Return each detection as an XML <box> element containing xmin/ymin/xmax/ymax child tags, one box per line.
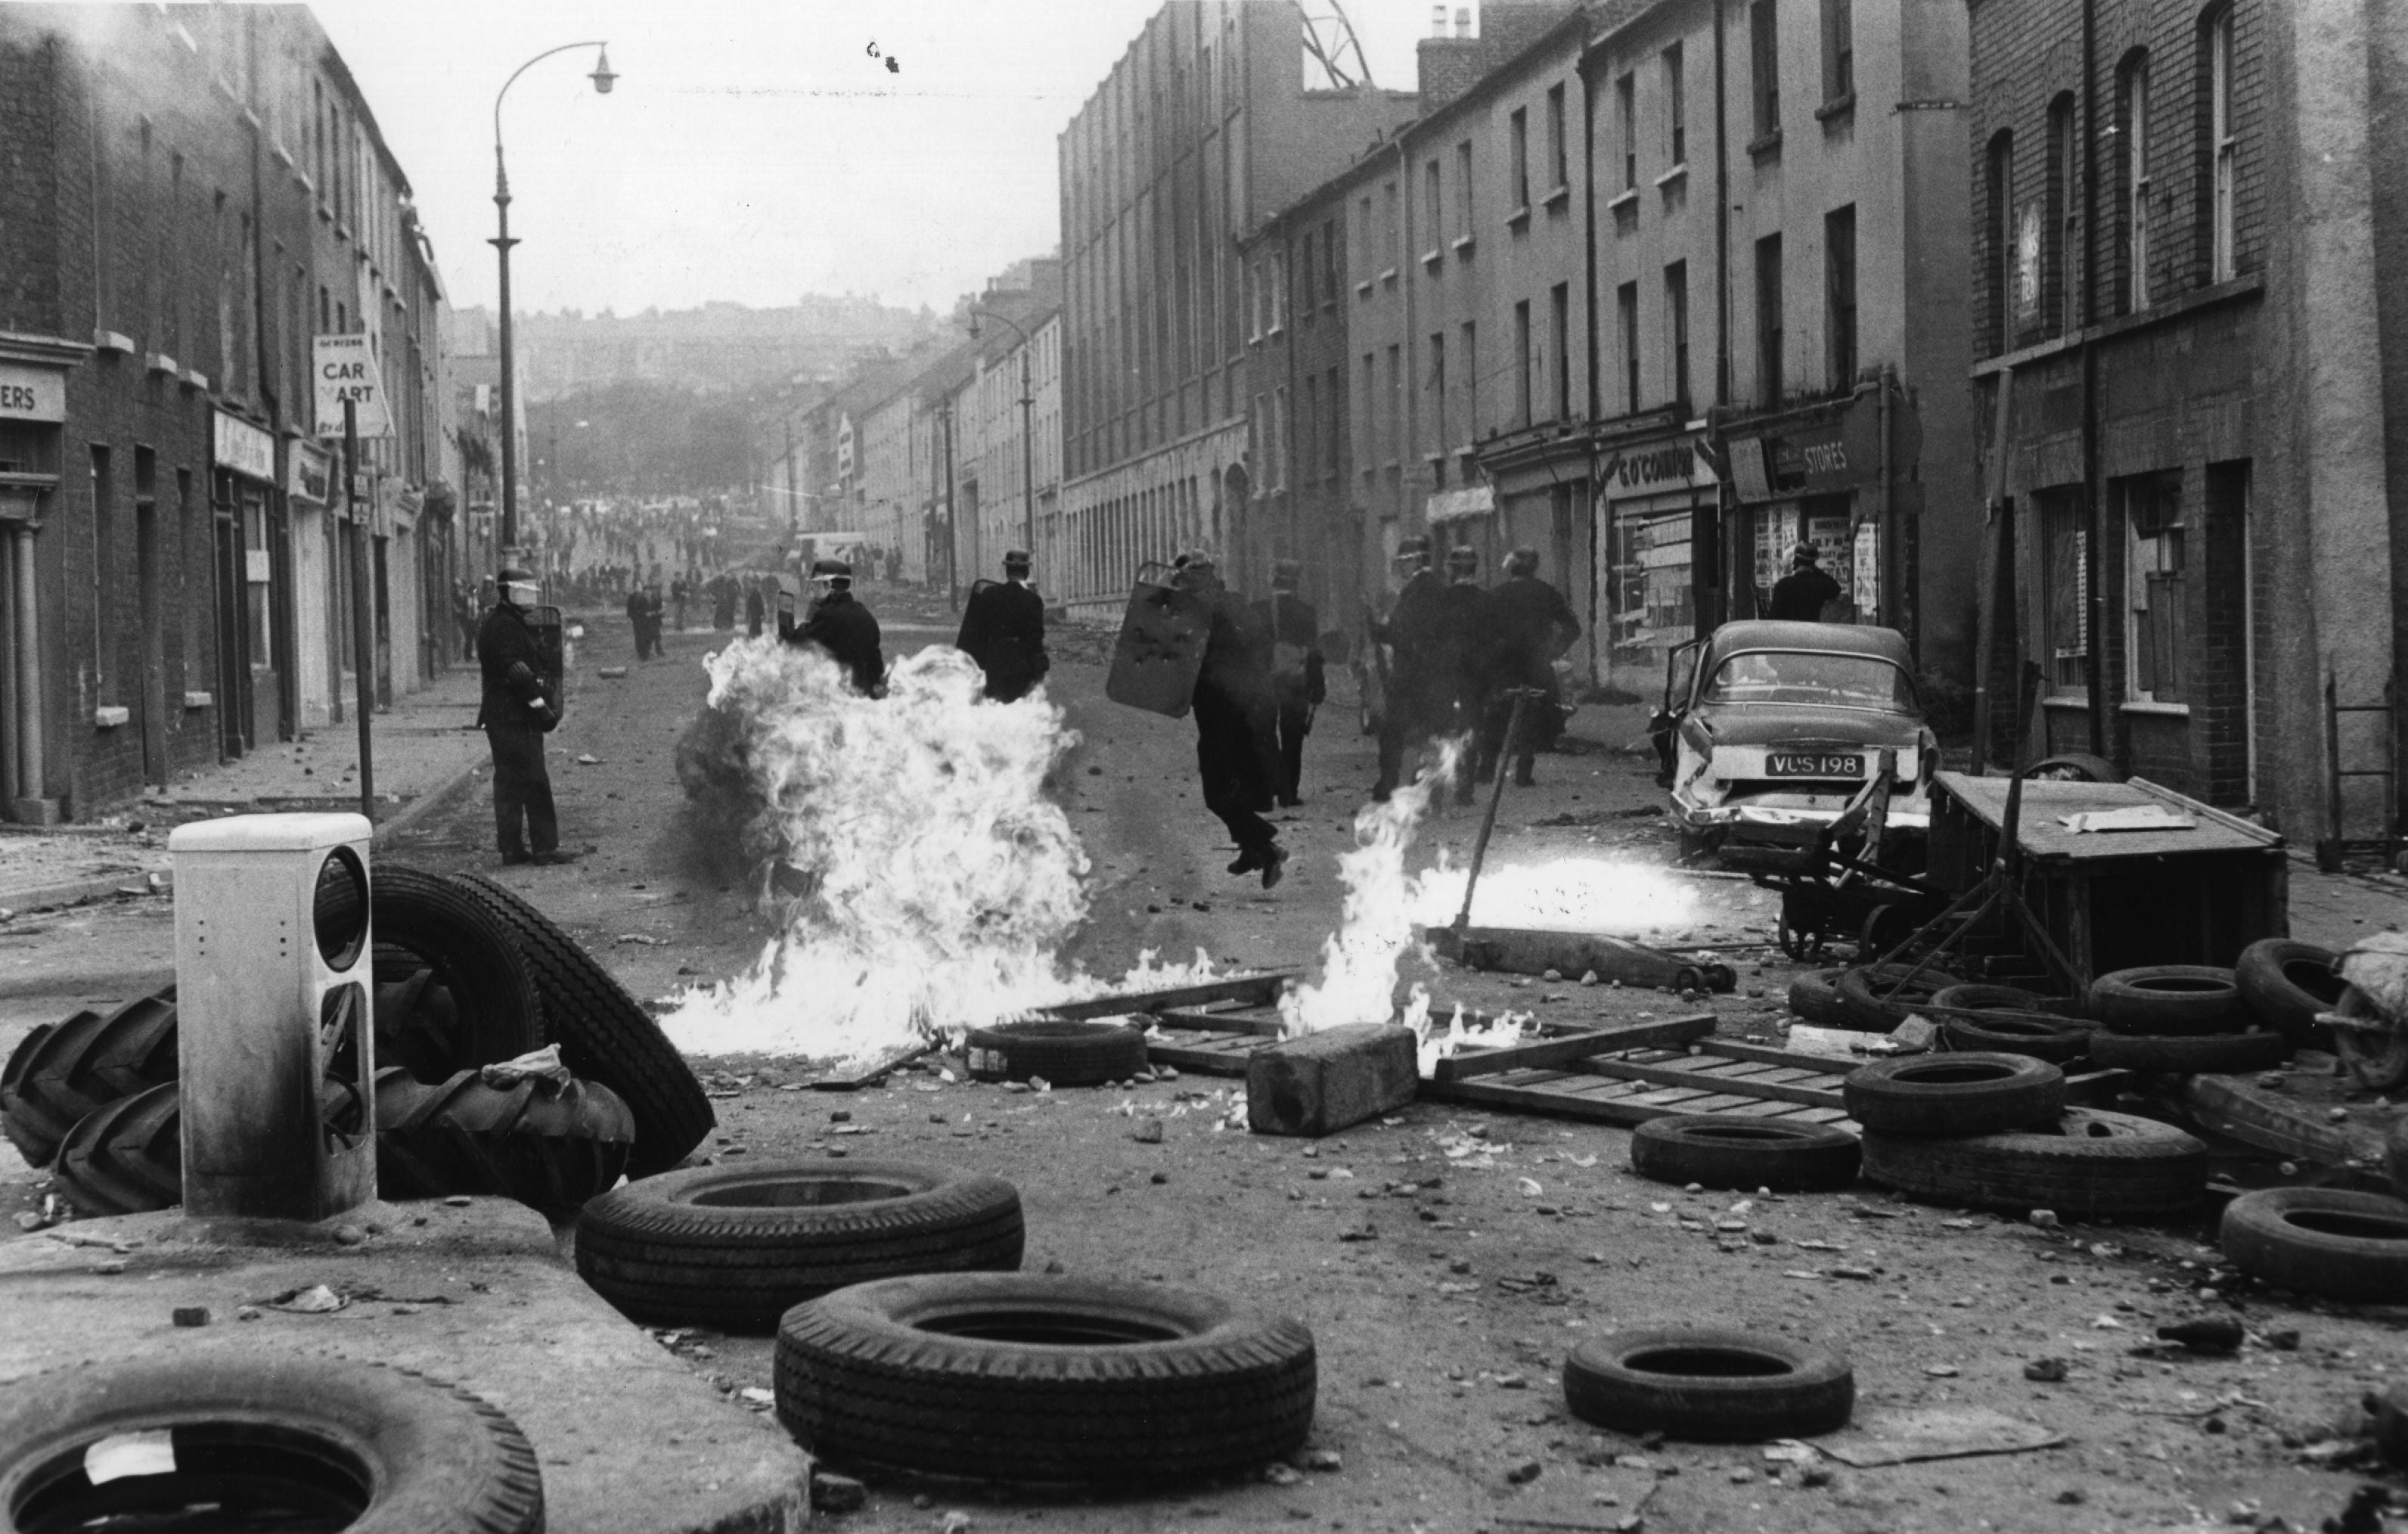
<box><xmin>1597</xmin><ymin>433</ymin><xmax>1719</xmax><ymax>501</ymax></box>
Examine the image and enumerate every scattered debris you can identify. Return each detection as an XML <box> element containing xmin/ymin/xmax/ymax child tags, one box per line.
<box><xmin>264</xmin><ymin>1284</ymin><xmax>347</xmax><ymax>1314</ymax></box>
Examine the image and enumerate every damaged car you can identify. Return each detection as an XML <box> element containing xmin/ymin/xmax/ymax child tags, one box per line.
<box><xmin>1649</xmin><ymin>620</ymin><xmax>1936</xmax><ymax>864</ymax></box>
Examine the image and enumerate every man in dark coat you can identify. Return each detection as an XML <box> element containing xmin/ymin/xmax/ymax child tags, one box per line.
<box><xmin>1475</xmin><ymin>546</ymin><xmax>1582</xmax><ymax>788</ymax></box>
<box><xmin>1769</xmin><ymin>540</ymin><xmax>1842</xmax><ymax>620</ymax></box>
<box><xmin>712</xmin><ymin>575</ymin><xmax>737</xmax><ymax>630</ymax></box>
<box><xmin>1175</xmin><ymin>554</ymin><xmax>1286</xmax><ymax>887</ymax></box>
<box><xmin>640</xmin><ymin>582</ymin><xmax>666</xmax><ymax>657</ymax></box>
<box><xmin>1251</xmin><ymin>559</ymin><xmax>1326</xmax><ymax>806</ymax></box>
<box><xmin>477</xmin><ymin>567</ymin><xmax>576</xmax><ymax>866</ymax></box>
<box><xmin>1435</xmin><ymin>544</ymin><xmax>1489</xmax><ymax>804</ymax></box>
<box><xmin>1370</xmin><ymin>535</ymin><xmax>1448</xmax><ymax>802</ymax></box>
<box><xmin>788</xmin><ymin>557</ymin><xmax>886</xmax><ymax>694</ymax></box>
<box><xmin>745</xmin><ymin>579</ymin><xmax>766</xmax><ymax>638</ymax></box>
<box><xmin>954</xmin><ymin>548</ymin><xmax>1050</xmax><ymax>702</ymax></box>
<box><xmin>625</xmin><ymin>583</ymin><xmax>655</xmax><ymax>661</ymax></box>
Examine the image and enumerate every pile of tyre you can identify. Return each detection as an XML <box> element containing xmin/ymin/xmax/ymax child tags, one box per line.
<box><xmin>0</xmin><ymin>862</ymin><xmax>716</xmax><ymax>1218</ymax></box>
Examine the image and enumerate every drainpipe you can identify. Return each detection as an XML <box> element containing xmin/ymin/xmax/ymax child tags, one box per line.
<box><xmin>1581</xmin><ymin>45</ymin><xmax>1600</xmax><ymax>683</ymax></box>
<box><xmin>1397</xmin><ymin>130</ymin><xmax>1415</xmax><ymax>548</ymax></box>
<box><xmin>2079</xmin><ymin>0</ymin><xmax>2105</xmax><ymax>757</ymax></box>
<box><xmin>1699</xmin><ymin>0</ymin><xmax>1733</xmax><ymax>635</ymax></box>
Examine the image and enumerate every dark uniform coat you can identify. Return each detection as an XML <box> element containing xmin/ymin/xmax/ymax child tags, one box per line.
<box><xmin>476</xmin><ymin>603</ymin><xmax>555</xmax><ymax>731</ymax></box>
<box><xmin>792</xmin><ymin>590</ymin><xmax>886</xmax><ymax>694</ymax></box>
<box><xmin>1769</xmin><ymin>564</ymin><xmax>1842</xmax><ymax>621</ymax></box>
<box><xmin>955</xmin><ymin>579</ymin><xmax>1050</xmax><ymax>701</ymax></box>
<box><xmin>1191</xmin><ymin>589</ymin><xmax>1282</xmax><ymax>856</ymax></box>
<box><xmin>476</xmin><ymin>602</ymin><xmax>560</xmax><ymax>858</ymax></box>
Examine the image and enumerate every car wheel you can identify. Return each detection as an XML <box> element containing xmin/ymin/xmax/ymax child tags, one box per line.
<box><xmin>1630</xmin><ymin>1116</ymin><xmax>1860</xmax><ymax>1192</ymax></box>
<box><xmin>962</xmin><ymin>1020</ymin><xmax>1150</xmax><ymax>1086</ymax></box>
<box><xmin>2235</xmin><ymin>939</ymin><xmax>2344</xmax><ymax>1051</ymax></box>
<box><xmin>1858</xmin><ymin>1107</ymin><xmax>2207</xmax><ymax>1219</ymax></box>
<box><xmin>1562</xmin><ymin>1330</ymin><xmax>1854</xmax><ymax>1442</ymax></box>
<box><xmin>2220</xmin><ymin>1188</ymin><xmax>2408</xmax><ymax>1303</ymax></box>
<box><xmin>2090</xmin><ymin>966</ymin><xmax>2247</xmax><ymax>1036</ymax></box>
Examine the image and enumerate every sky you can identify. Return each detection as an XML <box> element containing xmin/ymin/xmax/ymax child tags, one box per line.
<box><xmin>312</xmin><ymin>0</ymin><xmax>1449</xmax><ymax>319</ymax></box>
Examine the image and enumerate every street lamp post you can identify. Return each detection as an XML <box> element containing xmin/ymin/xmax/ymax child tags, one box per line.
<box><xmin>966</xmin><ymin>308</ymin><xmax>1038</xmax><ymax>584</ymax></box>
<box><xmin>493</xmin><ymin>41</ymin><xmax>614</xmax><ymax>556</ymax></box>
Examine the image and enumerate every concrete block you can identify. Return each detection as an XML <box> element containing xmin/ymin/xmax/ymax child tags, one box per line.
<box><xmin>1247</xmin><ymin>1023</ymin><xmax>1418</xmax><ymax>1138</ymax></box>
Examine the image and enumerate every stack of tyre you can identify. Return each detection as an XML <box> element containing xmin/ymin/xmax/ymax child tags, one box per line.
<box><xmin>2084</xmin><ymin>961</ymin><xmax>2292</xmax><ymax>1076</ymax></box>
<box><xmin>0</xmin><ymin>862</ymin><xmax>716</xmax><ymax>1218</ymax></box>
<box><xmin>1848</xmin><ymin>1051</ymin><xmax>2208</xmax><ymax>1221</ymax></box>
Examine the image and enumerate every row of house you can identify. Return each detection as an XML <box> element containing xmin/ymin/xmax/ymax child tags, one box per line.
<box><xmin>1030</xmin><ymin>0</ymin><xmax>2401</xmax><ymax>847</ymax></box>
<box><xmin>767</xmin><ymin>261</ymin><xmax>1063</xmax><ymax>598</ymax></box>
<box><xmin>0</xmin><ymin>4</ymin><xmax>467</xmax><ymax>824</ymax></box>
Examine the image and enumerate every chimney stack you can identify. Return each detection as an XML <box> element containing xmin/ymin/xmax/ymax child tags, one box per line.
<box><xmin>1455</xmin><ymin>7</ymin><xmax>1474</xmax><ymax>39</ymax></box>
<box><xmin>1432</xmin><ymin>5</ymin><xmax>1447</xmax><ymax>37</ymax></box>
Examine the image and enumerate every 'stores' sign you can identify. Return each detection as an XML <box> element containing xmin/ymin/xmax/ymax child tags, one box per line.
<box><xmin>313</xmin><ymin>334</ymin><xmax>392</xmax><ymax>439</ymax></box>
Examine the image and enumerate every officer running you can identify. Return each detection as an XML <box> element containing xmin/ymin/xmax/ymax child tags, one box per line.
<box><xmin>1475</xmin><ymin>546</ymin><xmax>1581</xmax><ymax>788</ymax></box>
<box><xmin>477</xmin><ymin>567</ymin><xmax>576</xmax><ymax>866</ymax></box>
<box><xmin>1370</xmin><ymin>535</ymin><xmax>1447</xmax><ymax>802</ymax></box>
<box><xmin>788</xmin><ymin>557</ymin><xmax>886</xmax><ymax>694</ymax></box>
<box><xmin>954</xmin><ymin>548</ymin><xmax>1051</xmax><ymax>702</ymax></box>
<box><xmin>1175</xmin><ymin>553</ymin><xmax>1287</xmax><ymax>888</ymax></box>
<box><xmin>1251</xmin><ymin>559</ymin><xmax>1326</xmax><ymax>806</ymax></box>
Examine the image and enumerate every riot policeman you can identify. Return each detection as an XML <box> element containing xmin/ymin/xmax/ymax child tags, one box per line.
<box><xmin>478</xmin><ymin>566</ymin><xmax>576</xmax><ymax>866</ymax></box>
<box><xmin>954</xmin><ymin>548</ymin><xmax>1051</xmax><ymax>702</ymax></box>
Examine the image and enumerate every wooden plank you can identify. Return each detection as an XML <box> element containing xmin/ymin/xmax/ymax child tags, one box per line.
<box><xmin>1566</xmin><ymin>1055</ymin><xmax>1848</xmax><ymax>1111</ymax></box>
<box><xmin>1041</xmin><ymin>971</ymin><xmax>1298</xmax><ymax>1022</ymax></box>
<box><xmin>1420</xmin><ymin>1076</ymin><xmax>1682</xmax><ymax>1126</ymax></box>
<box><xmin>1426</xmin><ymin>1014</ymin><xmax>1714</xmax><ymax>1082</ymax></box>
<box><xmin>1143</xmin><ymin>1034</ymin><xmax>1271</xmax><ymax>1076</ymax></box>
<box><xmin>1699</xmin><ymin>1039</ymin><xmax>1870</xmax><ymax>1073</ymax></box>
<box><xmin>1152</xmin><ymin>1005</ymin><xmax>1287</xmax><ymax>1038</ymax></box>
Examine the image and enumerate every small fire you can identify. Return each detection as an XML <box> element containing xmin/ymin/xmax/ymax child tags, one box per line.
<box><xmin>1408</xmin><ymin>857</ymin><xmax>1700</xmax><ymax>937</ymax></box>
<box><xmin>1413</xmin><ymin>1001</ymin><xmax>1530</xmax><ymax>1077</ymax></box>
<box><xmin>1277</xmin><ymin>741</ymin><xmax>1463</xmax><ymax>1039</ymax></box>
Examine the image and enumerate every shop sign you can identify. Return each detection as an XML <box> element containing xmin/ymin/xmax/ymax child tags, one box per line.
<box><xmin>213</xmin><ymin>410</ymin><xmax>276</xmax><ymax>483</ymax></box>
<box><xmin>0</xmin><ymin>363</ymin><xmax>65</xmax><ymax>423</ymax></box>
<box><xmin>1597</xmin><ymin>433</ymin><xmax>1717</xmax><ymax>501</ymax></box>
<box><xmin>287</xmin><ymin>440</ymin><xmax>332</xmax><ymax>505</ymax></box>
<box><xmin>312</xmin><ymin>334</ymin><xmax>391</xmax><ymax>439</ymax></box>
<box><xmin>1423</xmin><ymin>486</ymin><xmax>1495</xmax><ymax>524</ymax></box>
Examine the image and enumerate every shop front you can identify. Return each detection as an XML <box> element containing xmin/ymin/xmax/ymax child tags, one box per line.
<box><xmin>286</xmin><ymin>437</ymin><xmax>336</xmax><ymax>729</ymax></box>
<box><xmin>1594</xmin><ymin>427</ymin><xmax>1718</xmax><ymax>695</ymax></box>
<box><xmin>0</xmin><ymin>340</ymin><xmax>80</xmax><ymax>821</ymax></box>
<box><xmin>212</xmin><ymin>410</ymin><xmax>281</xmax><ymax>755</ymax></box>
<box><xmin>1723</xmin><ymin>382</ymin><xmax>1924</xmax><ymax>644</ymax></box>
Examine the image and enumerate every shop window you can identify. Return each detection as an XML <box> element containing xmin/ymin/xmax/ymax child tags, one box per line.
<box><xmin>2040</xmin><ymin>489</ymin><xmax>2089</xmax><ymax>694</ymax></box>
<box><xmin>2122</xmin><ymin>471</ymin><xmax>2186</xmax><ymax>704</ymax></box>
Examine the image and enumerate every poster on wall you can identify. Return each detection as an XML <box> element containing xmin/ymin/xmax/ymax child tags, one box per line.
<box><xmin>1853</xmin><ymin>522</ymin><xmax>1882</xmax><ymax>623</ymax></box>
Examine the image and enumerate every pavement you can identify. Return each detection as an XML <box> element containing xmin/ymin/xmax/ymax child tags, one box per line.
<box><xmin>0</xmin><ymin>1197</ymin><xmax>811</xmax><ymax>1532</ymax></box>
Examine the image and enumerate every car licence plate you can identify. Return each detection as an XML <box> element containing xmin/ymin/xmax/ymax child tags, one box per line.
<box><xmin>1766</xmin><ymin>753</ymin><xmax>1863</xmax><ymax>778</ymax></box>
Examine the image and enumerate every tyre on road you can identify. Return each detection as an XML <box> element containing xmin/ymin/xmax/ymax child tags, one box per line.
<box><xmin>1929</xmin><ymin>983</ymin><xmax>2087</xmax><ymax>1020</ymax></box>
<box><xmin>2089</xmin><ymin>966</ymin><xmax>2245</xmax><ymax>1036</ymax></box>
<box><xmin>0</xmin><ymin>1355</ymin><xmax>541</xmax><ymax>1534</ymax></box>
<box><xmin>2219</xmin><ymin>1188</ymin><xmax>2408</xmax><ymax>1304</ymax></box>
<box><xmin>2086</xmin><ymin>1028</ymin><xmax>2290</xmax><ymax>1075</ymax></box>
<box><xmin>1562</xmin><ymin>1329</ymin><xmax>1854</xmax><ymax>1442</ymax></box>
<box><xmin>1859</xmin><ymin>1107</ymin><xmax>2207</xmax><ymax>1220</ymax></box>
<box><xmin>452</xmin><ymin>871</ymin><xmax>714</xmax><ymax>1175</ymax></box>
<box><xmin>1842</xmin><ymin>1053</ymin><xmax>2066</xmax><ymax>1138</ymax></box>
<box><xmin>962</xmin><ymin>1019</ymin><xmax>1149</xmax><ymax>1086</ymax></box>
<box><xmin>371</xmin><ymin>865</ymin><xmax>545</xmax><ymax>1074</ymax></box>
<box><xmin>576</xmin><ymin>1159</ymin><xmax>1026</xmax><ymax>1333</ymax></box>
<box><xmin>2235</xmin><ymin>939</ymin><xmax>2344</xmax><ymax>1050</ymax></box>
<box><xmin>374</xmin><ymin>1067</ymin><xmax>636</xmax><ymax>1215</ymax></box>
<box><xmin>1629</xmin><ymin>1116</ymin><xmax>1860</xmax><ymax>1193</ymax></box>
<box><xmin>50</xmin><ymin>1079</ymin><xmax>181</xmax><ymax>1217</ymax></box>
<box><xmin>0</xmin><ymin>986</ymin><xmax>178</xmax><ymax>1169</ymax></box>
<box><xmin>1786</xmin><ymin>970</ymin><xmax>1851</xmax><ymax>1027</ymax></box>
<box><xmin>774</xmin><ymin>1272</ymin><xmax>1317</xmax><ymax>1484</ymax></box>
<box><xmin>1938</xmin><ymin>1013</ymin><xmax>2093</xmax><ymax>1064</ymax></box>
<box><xmin>1835</xmin><ymin>964</ymin><xmax>1958</xmax><ymax>1032</ymax></box>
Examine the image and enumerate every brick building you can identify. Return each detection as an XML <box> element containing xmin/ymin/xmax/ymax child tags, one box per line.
<box><xmin>1966</xmin><ymin>0</ymin><xmax>2407</xmax><ymax>841</ymax></box>
<box><xmin>1057</xmin><ymin>1</ymin><xmax>1418</xmax><ymax>616</ymax></box>
<box><xmin>0</xmin><ymin>5</ymin><xmax>451</xmax><ymax>823</ymax></box>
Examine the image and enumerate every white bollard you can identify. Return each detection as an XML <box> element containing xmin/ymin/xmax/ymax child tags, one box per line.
<box><xmin>168</xmin><ymin>813</ymin><xmax>377</xmax><ymax>1221</ymax></box>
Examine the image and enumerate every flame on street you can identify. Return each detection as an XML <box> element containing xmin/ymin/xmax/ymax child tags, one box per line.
<box><xmin>1407</xmin><ymin>858</ymin><xmax>1701</xmax><ymax>938</ymax></box>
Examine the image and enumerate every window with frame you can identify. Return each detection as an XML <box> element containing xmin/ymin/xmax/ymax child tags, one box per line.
<box><xmin>1546</xmin><ymin>83</ymin><xmax>1568</xmax><ymax>188</ymax></box>
<box><xmin>1514</xmin><ymin>300</ymin><xmax>1533</xmax><ymax>427</ymax></box>
<box><xmin>1270</xmin><ymin>252</ymin><xmax>1287</xmax><ymax>334</ymax></box>
<box><xmin>1462</xmin><ymin>321</ymin><xmax>1479</xmax><ymax>439</ymax></box>
<box><xmin>1429</xmin><ymin>331</ymin><xmax>1448</xmax><ymax>447</ymax></box>
<box><xmin>1362</xmin><ymin>352</ymin><xmax>1377</xmax><ymax>460</ymax></box>
<box><xmin>1617</xmin><ymin>73</ymin><xmax>1637</xmax><ymax>189</ymax></box>
<box><xmin>1550</xmin><ymin>283</ymin><xmax>1570</xmax><ymax>421</ymax></box>
<box><xmin>1750</xmin><ymin>1</ymin><xmax>1780</xmax><ymax>137</ymax></box>
<box><xmin>1664</xmin><ymin>44</ymin><xmax>1686</xmax><ymax>166</ymax></box>
<box><xmin>1826</xmin><ymin>205</ymin><xmax>1857</xmax><ymax>389</ymax></box>
<box><xmin>2206</xmin><ymin>6</ymin><xmax>2236</xmax><ymax>281</ymax></box>
<box><xmin>2122</xmin><ymin>471</ymin><xmax>2186</xmax><ymax>703</ymax></box>
<box><xmin>1358</xmin><ymin>194</ymin><xmax>1375</xmax><ymax>283</ymax></box>
<box><xmin>1300</xmin><ymin>229</ymin><xmax>1317</xmax><ymax>310</ymax></box>
<box><xmin>1324</xmin><ymin>365</ymin><xmax>1342</xmax><ymax>474</ymax></box>
<box><xmin>1755</xmin><ymin>233</ymin><xmax>1783</xmax><ymax>405</ymax></box>
<box><xmin>1666</xmin><ymin>263</ymin><xmax>1690</xmax><ymax>407</ymax></box>
<box><xmin>1456</xmin><ymin>140</ymin><xmax>1474</xmax><ymax>239</ymax></box>
<box><xmin>1425</xmin><ymin>158</ymin><xmax>1444</xmax><ymax>253</ymax></box>
<box><xmin>1322</xmin><ymin>218</ymin><xmax>1339</xmax><ymax>305</ymax></box>
<box><xmin>1271</xmin><ymin>384</ymin><xmax>1289</xmax><ymax>490</ymax></box>
<box><xmin>2120</xmin><ymin>55</ymin><xmax>2152</xmax><ymax>312</ymax></box>
<box><xmin>2041</xmin><ymin>489</ymin><xmax>2090</xmax><ymax>693</ymax></box>
<box><xmin>1385</xmin><ymin>345</ymin><xmax>1401</xmax><ymax>461</ymax></box>
<box><xmin>1618</xmin><ymin>282</ymin><xmax>1640</xmax><ymax>413</ymax></box>
<box><xmin>1247</xmin><ymin>260</ymin><xmax>1264</xmax><ymax>341</ymax></box>
<box><xmin>2046</xmin><ymin>94</ymin><xmax>2077</xmax><ymax>336</ymax></box>
<box><xmin>1510</xmin><ymin>107</ymin><xmax>1530</xmax><ymax>210</ymax></box>
<box><xmin>1821</xmin><ymin>0</ymin><xmax>1854</xmax><ymax>104</ymax></box>
<box><xmin>1383</xmin><ymin>179</ymin><xmax>1399</xmax><ymax>266</ymax></box>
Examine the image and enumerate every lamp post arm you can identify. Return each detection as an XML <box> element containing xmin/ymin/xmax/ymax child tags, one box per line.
<box><xmin>494</xmin><ymin>41</ymin><xmax>610</xmax><ymax>156</ymax></box>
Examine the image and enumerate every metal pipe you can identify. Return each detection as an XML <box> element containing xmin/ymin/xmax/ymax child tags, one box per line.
<box><xmin>1454</xmin><ymin>688</ymin><xmax>1535</xmax><ymax>930</ymax></box>
<box><xmin>2079</xmin><ymin>0</ymin><xmax>2106</xmax><ymax>756</ymax></box>
<box><xmin>345</xmin><ymin>402</ymin><xmax>374</xmax><ymax>821</ymax></box>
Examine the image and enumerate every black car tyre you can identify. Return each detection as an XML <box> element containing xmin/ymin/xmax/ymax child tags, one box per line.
<box><xmin>371</xmin><ymin>865</ymin><xmax>545</xmax><ymax>1073</ymax></box>
<box><xmin>1858</xmin><ymin>1107</ymin><xmax>2207</xmax><ymax>1219</ymax></box>
<box><xmin>1630</xmin><ymin>1116</ymin><xmax>1860</xmax><ymax>1193</ymax></box>
<box><xmin>1937</xmin><ymin>1013</ymin><xmax>2093</xmax><ymax>1064</ymax></box>
<box><xmin>374</xmin><ymin>1067</ymin><xmax>636</xmax><ymax>1215</ymax></box>
<box><xmin>2089</xmin><ymin>966</ymin><xmax>2245</xmax><ymax>1036</ymax></box>
<box><xmin>50</xmin><ymin>1080</ymin><xmax>182</xmax><ymax>1218</ymax></box>
<box><xmin>452</xmin><ymin>871</ymin><xmax>714</xmax><ymax>1176</ymax></box>
<box><xmin>2219</xmin><ymin>1188</ymin><xmax>2408</xmax><ymax>1304</ymax></box>
<box><xmin>0</xmin><ymin>986</ymin><xmax>178</xmax><ymax>1169</ymax></box>
<box><xmin>1786</xmin><ymin>970</ymin><xmax>1851</xmax><ymax>1027</ymax></box>
<box><xmin>2087</xmin><ymin>1029</ymin><xmax>2291</xmax><ymax>1075</ymax></box>
<box><xmin>962</xmin><ymin>1020</ymin><xmax>1149</xmax><ymax>1086</ymax></box>
<box><xmin>1929</xmin><ymin>983</ymin><xmax>2087</xmax><ymax>1020</ymax></box>
<box><xmin>0</xmin><ymin>1355</ymin><xmax>541</xmax><ymax>1534</ymax></box>
<box><xmin>1835</xmin><ymin>964</ymin><xmax>1958</xmax><ymax>1032</ymax></box>
<box><xmin>576</xmin><ymin>1159</ymin><xmax>1025</xmax><ymax>1333</ymax></box>
<box><xmin>774</xmin><ymin>1272</ymin><xmax>1316</xmax><ymax>1484</ymax></box>
<box><xmin>2236</xmin><ymin>939</ymin><xmax>2344</xmax><ymax>1051</ymax></box>
<box><xmin>1843</xmin><ymin>1053</ymin><xmax>2066</xmax><ymax>1138</ymax></box>
<box><xmin>1562</xmin><ymin>1330</ymin><xmax>1854</xmax><ymax>1442</ymax></box>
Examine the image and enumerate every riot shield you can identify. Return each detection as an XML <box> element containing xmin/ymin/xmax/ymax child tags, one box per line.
<box><xmin>1104</xmin><ymin>562</ymin><xmax>1209</xmax><ymax>719</ymax></box>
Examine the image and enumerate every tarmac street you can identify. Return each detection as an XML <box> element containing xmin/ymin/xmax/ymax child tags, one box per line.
<box><xmin>4</xmin><ymin>592</ymin><xmax>2408</xmax><ymax>1532</ymax></box>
